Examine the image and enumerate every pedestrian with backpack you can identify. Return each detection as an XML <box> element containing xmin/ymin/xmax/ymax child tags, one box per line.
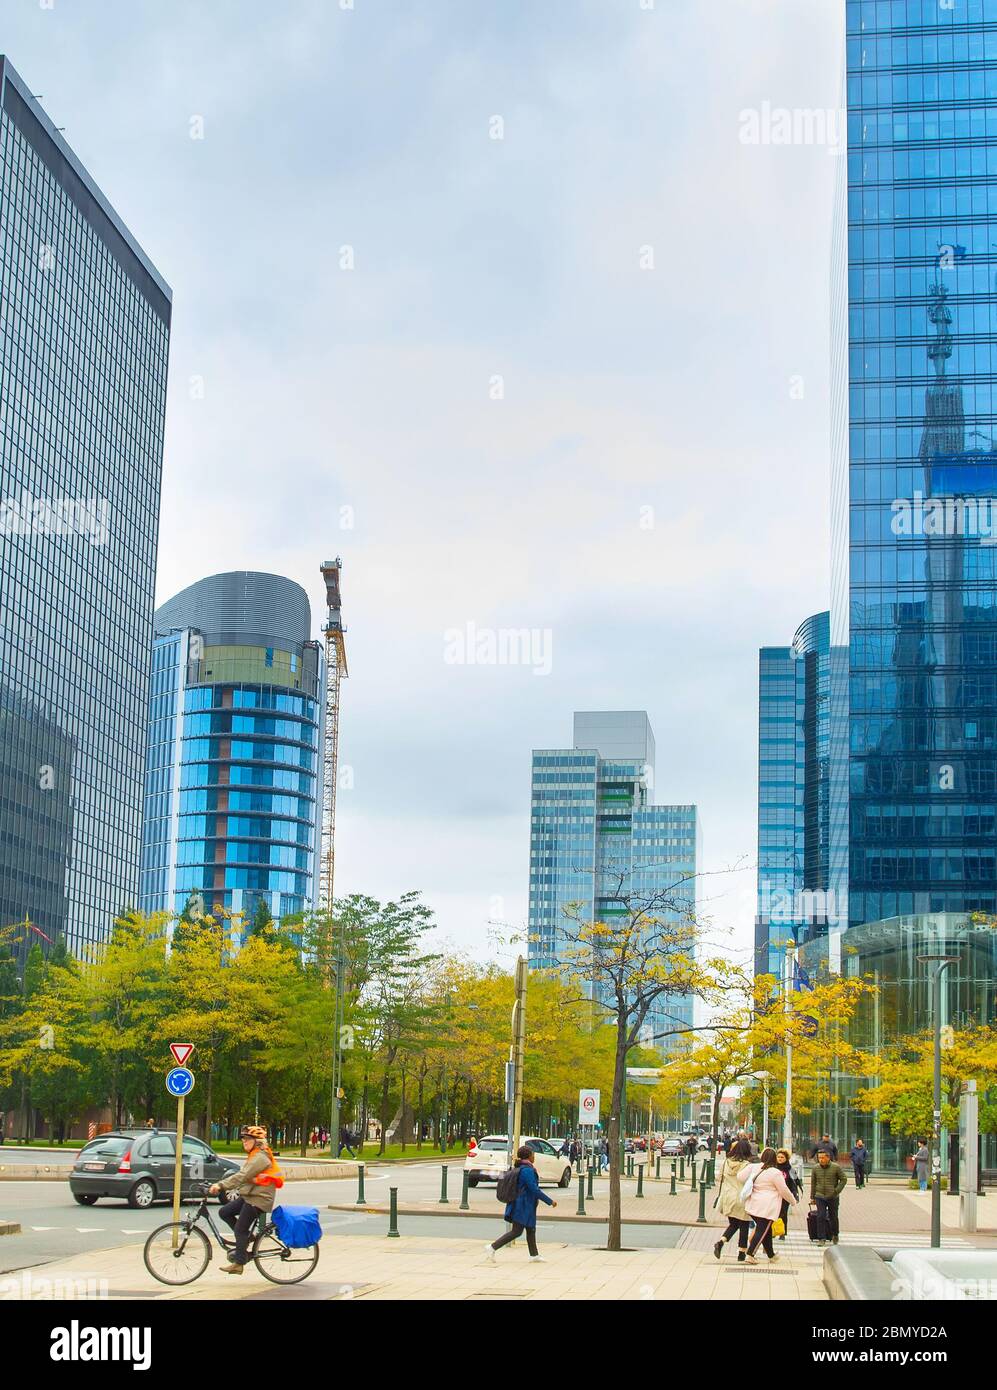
<box><xmin>483</xmin><ymin>1145</ymin><xmax>557</xmax><ymax>1263</ymax></box>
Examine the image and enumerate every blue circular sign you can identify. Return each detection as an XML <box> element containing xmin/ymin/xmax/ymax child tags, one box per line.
<box><xmin>166</xmin><ymin>1066</ymin><xmax>195</xmax><ymax>1097</ymax></box>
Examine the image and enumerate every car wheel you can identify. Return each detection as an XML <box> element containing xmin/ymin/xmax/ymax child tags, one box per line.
<box><xmin>128</xmin><ymin>1178</ymin><xmax>156</xmax><ymax>1209</ymax></box>
<box><xmin>558</xmin><ymin>1166</ymin><xmax>572</xmax><ymax>1188</ymax></box>
<box><xmin>73</xmin><ymin>1193</ymin><xmax>98</xmax><ymax>1206</ymax></box>
<box><xmin>467</xmin><ymin>1175</ymin><xmax>479</xmax><ymax>1187</ymax></box>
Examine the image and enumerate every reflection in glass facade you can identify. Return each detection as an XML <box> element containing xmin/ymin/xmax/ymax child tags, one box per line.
<box><xmin>140</xmin><ymin>572</ymin><xmax>323</xmax><ymax>928</ymax></box>
<box><xmin>0</xmin><ymin>58</ymin><xmax>171</xmax><ymax>962</ymax></box>
<box><xmin>838</xmin><ymin>1</ymin><xmax>997</xmax><ymax>946</ymax></box>
<box><xmin>528</xmin><ymin>711</ymin><xmax>699</xmax><ymax>1056</ymax></box>
<box><xmin>755</xmin><ymin>613</ymin><xmax>832</xmax><ymax>979</ymax></box>
<box><xmin>799</xmin><ymin>913</ymin><xmax>997</xmax><ymax>1172</ymax></box>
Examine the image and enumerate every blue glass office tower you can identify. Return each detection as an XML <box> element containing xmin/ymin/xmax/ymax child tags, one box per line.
<box><xmin>755</xmin><ymin>613</ymin><xmax>832</xmax><ymax>978</ymax></box>
<box><xmin>0</xmin><ymin>59</ymin><xmax>171</xmax><ymax>962</ymax></box>
<box><xmin>835</xmin><ymin>1</ymin><xmax>997</xmax><ymax>946</ymax></box>
<box><xmin>141</xmin><ymin>572</ymin><xmax>322</xmax><ymax>928</ymax></box>
<box><xmin>528</xmin><ymin>712</ymin><xmax>699</xmax><ymax>1053</ymax></box>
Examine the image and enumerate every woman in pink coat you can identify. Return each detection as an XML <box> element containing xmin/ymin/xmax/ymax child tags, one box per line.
<box><xmin>744</xmin><ymin>1147</ymin><xmax>798</xmax><ymax>1262</ymax></box>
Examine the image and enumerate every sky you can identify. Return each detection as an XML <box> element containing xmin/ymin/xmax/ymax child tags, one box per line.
<box><xmin>2</xmin><ymin>0</ymin><xmax>847</xmax><ymax>969</ymax></box>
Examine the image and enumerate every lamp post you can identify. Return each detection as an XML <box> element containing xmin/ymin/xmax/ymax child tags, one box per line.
<box><xmin>753</xmin><ymin>1071</ymin><xmax>772</xmax><ymax>1149</ymax></box>
<box><xmin>916</xmin><ymin>951</ymin><xmax>960</xmax><ymax>1250</ymax></box>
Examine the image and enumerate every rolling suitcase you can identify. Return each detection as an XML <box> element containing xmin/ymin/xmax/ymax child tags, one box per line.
<box><xmin>807</xmin><ymin>1207</ymin><xmax>830</xmax><ymax>1243</ymax></box>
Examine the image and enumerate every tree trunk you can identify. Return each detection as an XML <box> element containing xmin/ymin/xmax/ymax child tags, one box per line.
<box><xmin>607</xmin><ymin>1018</ymin><xmax>629</xmax><ymax>1252</ymax></box>
<box><xmin>400</xmin><ymin>1071</ymin><xmax>407</xmax><ymax>1151</ymax></box>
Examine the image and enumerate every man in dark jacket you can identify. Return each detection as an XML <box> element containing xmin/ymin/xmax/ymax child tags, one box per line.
<box><xmin>810</xmin><ymin>1133</ymin><xmax>838</xmax><ymax>1161</ymax></box>
<box><xmin>849</xmin><ymin>1138</ymin><xmax>869</xmax><ymax>1189</ymax></box>
<box><xmin>809</xmin><ymin>1150</ymin><xmax>847</xmax><ymax>1245</ymax></box>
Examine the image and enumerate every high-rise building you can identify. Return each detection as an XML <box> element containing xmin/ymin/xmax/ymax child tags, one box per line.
<box><xmin>832</xmin><ymin>1</ymin><xmax>997</xmax><ymax>953</ymax></box>
<box><xmin>528</xmin><ymin>711</ymin><xmax>699</xmax><ymax>1053</ymax></box>
<box><xmin>755</xmin><ymin>612</ymin><xmax>832</xmax><ymax>978</ymax></box>
<box><xmin>0</xmin><ymin>58</ymin><xmax>171</xmax><ymax>962</ymax></box>
<box><xmin>140</xmin><ymin>572</ymin><xmax>323</xmax><ymax>928</ymax></box>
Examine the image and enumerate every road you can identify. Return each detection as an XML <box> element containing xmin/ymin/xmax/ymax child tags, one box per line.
<box><xmin>0</xmin><ymin>1160</ymin><xmax>681</xmax><ymax>1274</ymax></box>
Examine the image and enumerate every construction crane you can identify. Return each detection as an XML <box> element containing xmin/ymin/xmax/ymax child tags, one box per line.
<box><xmin>320</xmin><ymin>559</ymin><xmax>348</xmax><ymax>1153</ymax></box>
<box><xmin>319</xmin><ymin>558</ymin><xmax>348</xmax><ymax>911</ymax></box>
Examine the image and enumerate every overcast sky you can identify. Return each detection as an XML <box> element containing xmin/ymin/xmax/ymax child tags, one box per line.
<box><xmin>4</xmin><ymin>0</ymin><xmax>846</xmax><ymax>968</ymax></box>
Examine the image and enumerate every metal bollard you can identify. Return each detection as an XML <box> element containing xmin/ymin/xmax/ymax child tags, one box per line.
<box><xmin>586</xmin><ymin>1163</ymin><xmax>594</xmax><ymax>1200</ymax></box>
<box><xmin>696</xmin><ymin>1179</ymin><xmax>708</xmax><ymax>1224</ymax></box>
<box><xmin>439</xmin><ymin>1164</ymin><xmax>449</xmax><ymax>1204</ymax></box>
<box><xmin>706</xmin><ymin>1156</ymin><xmax>715</xmax><ymax>1187</ymax></box>
<box><xmin>459</xmin><ymin>1170</ymin><xmax>470</xmax><ymax>1210</ymax></box>
<box><xmin>670</xmin><ymin>1162</ymin><xmax>677</xmax><ymax>1195</ymax></box>
<box><xmin>356</xmin><ymin>1163</ymin><xmax>366</xmax><ymax>1205</ymax></box>
<box><xmin>656</xmin><ymin>1155</ymin><xmax>661</xmax><ymax>1181</ymax></box>
<box><xmin>679</xmin><ymin>1156</ymin><xmax>685</xmax><ymax>1181</ymax></box>
<box><xmin>636</xmin><ymin>1163</ymin><xmax>644</xmax><ymax>1199</ymax></box>
<box><xmin>576</xmin><ymin>1174</ymin><xmax>586</xmax><ymax>1216</ymax></box>
<box><xmin>387</xmin><ymin>1186</ymin><xmax>400</xmax><ymax>1237</ymax></box>
<box><xmin>691</xmin><ymin>1159</ymin><xmax>697</xmax><ymax>1191</ymax></box>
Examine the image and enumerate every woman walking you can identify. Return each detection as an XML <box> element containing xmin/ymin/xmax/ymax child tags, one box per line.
<box><xmin>712</xmin><ymin>1138</ymin><xmax>755</xmax><ymax>1262</ymax></box>
<box><xmin>775</xmin><ymin>1147</ymin><xmax>800</xmax><ymax>1241</ymax></box>
<box><xmin>745</xmin><ymin>1147</ymin><xmax>798</xmax><ymax>1263</ymax></box>
<box><xmin>484</xmin><ymin>1146</ymin><xmax>557</xmax><ymax>1263</ymax></box>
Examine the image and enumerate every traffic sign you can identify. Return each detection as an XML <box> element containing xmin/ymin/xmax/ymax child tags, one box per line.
<box><xmin>169</xmin><ymin>1042</ymin><xmax>194</xmax><ymax>1066</ymax></box>
<box><xmin>578</xmin><ymin>1088</ymin><xmax>600</xmax><ymax>1126</ymax></box>
<box><xmin>166</xmin><ymin>1067</ymin><xmax>195</xmax><ymax>1097</ymax></box>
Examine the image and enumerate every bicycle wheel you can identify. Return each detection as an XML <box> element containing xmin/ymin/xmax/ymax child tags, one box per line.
<box><xmin>143</xmin><ymin>1222</ymin><xmax>211</xmax><ymax>1285</ymax></box>
<box><xmin>252</xmin><ymin>1228</ymin><xmax>320</xmax><ymax>1284</ymax></box>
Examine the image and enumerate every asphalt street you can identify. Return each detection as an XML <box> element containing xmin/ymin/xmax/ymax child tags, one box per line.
<box><xmin>0</xmin><ymin>1160</ymin><xmax>682</xmax><ymax>1275</ymax></box>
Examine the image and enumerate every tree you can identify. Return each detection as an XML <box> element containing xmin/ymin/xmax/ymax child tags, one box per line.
<box><xmin>555</xmin><ymin>869</ymin><xmax>745</xmax><ymax>1251</ymax></box>
<box><xmin>851</xmin><ymin>1024</ymin><xmax>997</xmax><ymax>1140</ymax></box>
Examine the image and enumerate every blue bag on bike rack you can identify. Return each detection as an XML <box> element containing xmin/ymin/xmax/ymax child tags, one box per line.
<box><xmin>272</xmin><ymin>1205</ymin><xmax>322</xmax><ymax>1248</ymax></box>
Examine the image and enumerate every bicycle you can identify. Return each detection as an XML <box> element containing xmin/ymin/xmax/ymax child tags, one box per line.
<box><xmin>143</xmin><ymin>1184</ymin><xmax>320</xmax><ymax>1286</ymax></box>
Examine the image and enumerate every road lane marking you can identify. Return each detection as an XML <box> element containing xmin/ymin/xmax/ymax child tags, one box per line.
<box><xmin>74</xmin><ymin>1227</ymin><xmax>104</xmax><ymax>1233</ymax></box>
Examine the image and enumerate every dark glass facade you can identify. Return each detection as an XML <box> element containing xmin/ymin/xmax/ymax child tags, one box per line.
<box><xmin>141</xmin><ymin>573</ymin><xmax>322</xmax><ymax>927</ymax></box>
<box><xmin>0</xmin><ymin>58</ymin><xmax>171</xmax><ymax>962</ymax></box>
<box><xmin>839</xmin><ymin>1</ymin><xmax>997</xmax><ymax>936</ymax></box>
<box><xmin>755</xmin><ymin>613</ymin><xmax>833</xmax><ymax>978</ymax></box>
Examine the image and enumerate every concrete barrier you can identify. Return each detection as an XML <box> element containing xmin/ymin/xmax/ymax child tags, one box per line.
<box><xmin>823</xmin><ymin>1245</ymin><xmax>899</xmax><ymax>1301</ymax></box>
<box><xmin>0</xmin><ymin>1221</ymin><xmax>21</xmax><ymax>1235</ymax></box>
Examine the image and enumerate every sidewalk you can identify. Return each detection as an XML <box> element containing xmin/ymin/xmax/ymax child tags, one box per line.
<box><xmin>0</xmin><ymin>1232</ymin><xmax>828</xmax><ymax>1301</ymax></box>
<box><xmin>332</xmin><ymin>1171</ymin><xmax>997</xmax><ymax>1242</ymax></box>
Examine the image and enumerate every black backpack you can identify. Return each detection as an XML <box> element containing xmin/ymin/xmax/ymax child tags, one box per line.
<box><xmin>496</xmin><ymin>1166</ymin><xmax>520</xmax><ymax>1203</ymax></box>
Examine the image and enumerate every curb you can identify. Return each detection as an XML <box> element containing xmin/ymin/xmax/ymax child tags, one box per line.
<box><xmin>326</xmin><ymin>1202</ymin><xmax>700</xmax><ymax>1228</ymax></box>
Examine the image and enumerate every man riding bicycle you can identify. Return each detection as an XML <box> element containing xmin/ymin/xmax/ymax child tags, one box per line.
<box><xmin>208</xmin><ymin>1124</ymin><xmax>283</xmax><ymax>1275</ymax></box>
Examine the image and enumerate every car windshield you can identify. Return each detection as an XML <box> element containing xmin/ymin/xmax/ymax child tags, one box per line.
<box><xmin>79</xmin><ymin>1137</ymin><xmax>130</xmax><ymax>1156</ymax></box>
<box><xmin>476</xmin><ymin>1140</ymin><xmax>507</xmax><ymax>1152</ymax></box>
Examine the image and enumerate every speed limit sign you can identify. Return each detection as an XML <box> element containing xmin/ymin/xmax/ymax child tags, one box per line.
<box><xmin>578</xmin><ymin>1089</ymin><xmax>600</xmax><ymax>1126</ymax></box>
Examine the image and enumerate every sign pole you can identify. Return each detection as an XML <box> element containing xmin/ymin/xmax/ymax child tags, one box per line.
<box><xmin>172</xmin><ymin>1095</ymin><xmax>185</xmax><ymax>1249</ymax></box>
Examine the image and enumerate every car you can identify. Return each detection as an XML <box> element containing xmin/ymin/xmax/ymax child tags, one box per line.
<box><xmin>463</xmin><ymin>1135</ymin><xmax>573</xmax><ymax>1189</ymax></box>
<box><xmin>68</xmin><ymin>1129</ymin><xmax>239</xmax><ymax>1209</ymax></box>
<box><xmin>660</xmin><ymin>1137</ymin><xmax>685</xmax><ymax>1157</ymax></box>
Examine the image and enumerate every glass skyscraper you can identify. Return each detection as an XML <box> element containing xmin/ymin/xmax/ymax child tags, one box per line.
<box><xmin>755</xmin><ymin>612</ymin><xmax>832</xmax><ymax>978</ymax></box>
<box><xmin>0</xmin><ymin>58</ymin><xmax>171</xmax><ymax>962</ymax></box>
<box><xmin>528</xmin><ymin>711</ymin><xmax>699</xmax><ymax>1053</ymax></box>
<box><xmin>141</xmin><ymin>572</ymin><xmax>322</xmax><ymax>928</ymax></box>
<box><xmin>835</xmin><ymin>1</ymin><xmax>997</xmax><ymax>947</ymax></box>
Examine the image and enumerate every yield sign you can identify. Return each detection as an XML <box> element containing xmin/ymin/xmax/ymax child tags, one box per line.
<box><xmin>169</xmin><ymin>1042</ymin><xmax>194</xmax><ymax>1066</ymax></box>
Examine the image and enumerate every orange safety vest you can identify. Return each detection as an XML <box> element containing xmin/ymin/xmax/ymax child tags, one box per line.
<box><xmin>252</xmin><ymin>1147</ymin><xmax>284</xmax><ymax>1189</ymax></box>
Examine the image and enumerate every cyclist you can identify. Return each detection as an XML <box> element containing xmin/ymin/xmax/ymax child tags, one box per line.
<box><xmin>208</xmin><ymin>1124</ymin><xmax>284</xmax><ymax>1275</ymax></box>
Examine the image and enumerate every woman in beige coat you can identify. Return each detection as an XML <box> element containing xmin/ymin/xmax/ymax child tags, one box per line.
<box><xmin>712</xmin><ymin>1138</ymin><xmax>755</xmax><ymax>1262</ymax></box>
<box><xmin>744</xmin><ymin>1147</ymin><xmax>798</xmax><ymax>1263</ymax></box>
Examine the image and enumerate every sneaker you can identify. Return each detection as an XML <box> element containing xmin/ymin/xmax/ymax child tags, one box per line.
<box><xmin>737</xmin><ymin>1251</ymin><xmax>746</xmax><ymax>1263</ymax></box>
<box><xmin>529</xmin><ymin>1255</ymin><xmax>547</xmax><ymax>1263</ymax></box>
<box><xmin>482</xmin><ymin>1242</ymin><xmax>497</xmax><ymax>1263</ymax></box>
<box><xmin>713</xmin><ymin>1241</ymin><xmax>723</xmax><ymax>1261</ymax></box>
<box><xmin>832</xmin><ymin>1235</ymin><xmax>839</xmax><ymax>1245</ymax></box>
<box><xmin>219</xmin><ymin>1263</ymin><xmax>244</xmax><ymax>1276</ymax></box>
<box><xmin>745</xmin><ymin>1254</ymin><xmax>758</xmax><ymax>1264</ymax></box>
<box><xmin>767</xmin><ymin>1254</ymin><xmax>780</xmax><ymax>1263</ymax></box>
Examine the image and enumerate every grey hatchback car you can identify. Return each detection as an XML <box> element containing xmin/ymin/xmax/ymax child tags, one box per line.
<box><xmin>69</xmin><ymin>1130</ymin><xmax>239</xmax><ymax>1209</ymax></box>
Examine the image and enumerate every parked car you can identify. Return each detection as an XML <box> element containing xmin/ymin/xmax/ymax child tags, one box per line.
<box><xmin>463</xmin><ymin>1135</ymin><xmax>572</xmax><ymax>1189</ymax></box>
<box><xmin>68</xmin><ymin>1130</ymin><xmax>239</xmax><ymax>1209</ymax></box>
<box><xmin>660</xmin><ymin>1136</ymin><xmax>685</xmax><ymax>1157</ymax></box>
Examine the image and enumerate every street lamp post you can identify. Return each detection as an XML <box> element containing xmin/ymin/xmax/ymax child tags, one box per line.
<box><xmin>753</xmin><ymin>1071</ymin><xmax>772</xmax><ymax>1149</ymax></box>
<box><xmin>916</xmin><ymin>952</ymin><xmax>960</xmax><ymax>1250</ymax></box>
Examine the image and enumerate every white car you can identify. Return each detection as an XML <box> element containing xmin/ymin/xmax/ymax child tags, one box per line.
<box><xmin>464</xmin><ymin>1135</ymin><xmax>573</xmax><ymax>1189</ymax></box>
